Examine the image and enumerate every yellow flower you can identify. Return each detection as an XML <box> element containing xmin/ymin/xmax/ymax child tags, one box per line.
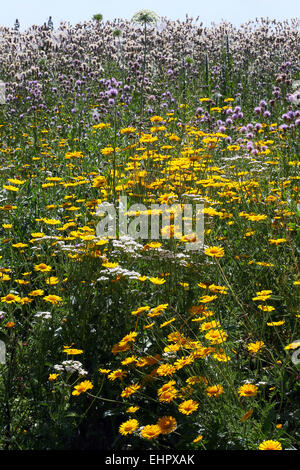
<box><xmin>238</xmin><ymin>384</ymin><xmax>258</xmax><ymax>397</ymax></box>
<box><xmin>108</xmin><ymin>369</ymin><xmax>127</xmax><ymax>381</ymax></box>
<box><xmin>269</xmin><ymin>238</ymin><xmax>287</xmax><ymax>245</ymax></box>
<box><xmin>15</xmin><ymin>279</ymin><xmax>30</xmax><ymax>285</ymax></box>
<box><xmin>241</xmin><ymin>409</ymin><xmax>254</xmax><ymax>422</ymax></box>
<box><xmin>258</xmin><ymin>305</ymin><xmax>275</xmax><ymax>312</ymax></box>
<box><xmin>208</xmin><ymin>284</ymin><xmax>228</xmax><ymax>295</ymax></box>
<box><xmin>205</xmin><ymin>329</ymin><xmax>228</xmax><ymax>344</ymax></box>
<box><xmin>98</xmin><ymin>368</ymin><xmax>111</xmax><ymax>374</ymax></box>
<box><xmin>34</xmin><ymin>263</ymin><xmax>52</xmax><ymax>272</ymax></box>
<box><xmin>199</xmin><ymin>295</ymin><xmax>218</xmax><ymax>304</ymax></box>
<box><xmin>148</xmin><ymin>304</ymin><xmax>169</xmax><ymax>317</ymax></box>
<box><xmin>41</xmin><ymin>218</ymin><xmax>61</xmax><ymax>225</ymax></box>
<box><xmin>157</xmin><ymin>380</ymin><xmax>176</xmax><ymax>393</ymax></box>
<box><xmin>186</xmin><ymin>376</ymin><xmax>208</xmax><ymax>386</ymax></box>
<box><xmin>92</xmin><ymin>175</ymin><xmax>107</xmax><ymax>188</ymax></box>
<box><xmin>148</xmin><ymin>277</ymin><xmax>166</xmax><ymax>285</ymax></box>
<box><xmin>101</xmin><ymin>146</ymin><xmax>119</xmax><ymax>156</ymax></box>
<box><xmin>48</xmin><ymin>373</ymin><xmax>59</xmax><ymax>381</ymax></box>
<box><xmin>258</xmin><ymin>440</ymin><xmax>282</xmax><ymax>450</ymax></box>
<box><xmin>174</xmin><ymin>356</ymin><xmax>194</xmax><ymax>370</ymax></box>
<box><xmin>19</xmin><ymin>297</ymin><xmax>33</xmax><ymax>305</ymax></box>
<box><xmin>65</xmin><ymin>151</ymin><xmax>85</xmax><ymax>159</ymax></box>
<box><xmin>204</xmin><ymin>246</ymin><xmax>225</xmax><ymax>258</ymax></box>
<box><xmin>131</xmin><ymin>306</ymin><xmax>151</xmax><ymax>316</ymax></box>
<box><xmin>29</xmin><ymin>290</ymin><xmax>44</xmax><ymax>297</ymax></box>
<box><xmin>248</xmin><ymin>341</ymin><xmax>265</xmax><ymax>354</ymax></box>
<box><xmin>126</xmin><ymin>406</ymin><xmax>140</xmax><ymax>413</ymax></box>
<box><xmin>246</xmin><ymin>214</ymin><xmax>267</xmax><ymax>222</ymax></box>
<box><xmin>160</xmin><ymin>317</ymin><xmax>176</xmax><ymax>328</ymax></box>
<box><xmin>45</xmin><ymin>277</ymin><xmax>59</xmax><ymax>285</ymax></box>
<box><xmin>93</xmin><ymin>122</ymin><xmax>110</xmax><ymax>130</ymax></box>
<box><xmin>8</xmin><ymin>178</ymin><xmax>26</xmax><ymax>185</ymax></box>
<box><xmin>157</xmin><ymin>381</ymin><xmax>178</xmax><ymax>402</ymax></box>
<box><xmin>140</xmin><ymin>424</ymin><xmax>161</xmax><ymax>440</ymax></box>
<box><xmin>267</xmin><ymin>321</ymin><xmax>285</xmax><ymax>326</ymax></box>
<box><xmin>193</xmin><ymin>435</ymin><xmax>203</xmax><ymax>443</ymax></box>
<box><xmin>200</xmin><ymin>320</ymin><xmax>221</xmax><ymax>331</ymax></box>
<box><xmin>150</xmin><ymin>115</ymin><xmax>164</xmax><ymax>123</ymax></box>
<box><xmin>206</xmin><ymin>385</ymin><xmax>224</xmax><ymax>397</ymax></box>
<box><xmin>157</xmin><ymin>416</ymin><xmax>177</xmax><ymax>435</ymax></box>
<box><xmin>121</xmin><ymin>355</ymin><xmax>137</xmax><ymax>365</ymax></box>
<box><xmin>120</xmin><ymin>127</ymin><xmax>136</xmax><ymax>134</ymax></box>
<box><xmin>3</xmin><ymin>185</ymin><xmax>19</xmax><ymax>192</ymax></box>
<box><xmin>178</xmin><ymin>399</ymin><xmax>199</xmax><ymax>415</ymax></box>
<box><xmin>102</xmin><ymin>261</ymin><xmax>119</xmax><ymax>268</ymax></box>
<box><xmin>31</xmin><ymin>232</ymin><xmax>45</xmax><ymax>238</ymax></box>
<box><xmin>112</xmin><ymin>342</ymin><xmax>131</xmax><ymax>354</ymax></box>
<box><xmin>213</xmin><ymin>351</ymin><xmax>231</xmax><ymax>362</ymax></box>
<box><xmin>156</xmin><ymin>363</ymin><xmax>176</xmax><ymax>376</ymax></box>
<box><xmin>252</xmin><ymin>294</ymin><xmax>272</xmax><ymax>301</ymax></box>
<box><xmin>120</xmin><ymin>331</ymin><xmax>138</xmax><ymax>344</ymax></box>
<box><xmin>64</xmin><ymin>348</ymin><xmax>83</xmax><ymax>355</ymax></box>
<box><xmin>119</xmin><ymin>419</ymin><xmax>139</xmax><ymax>436</ymax></box>
<box><xmin>72</xmin><ymin>380</ymin><xmax>93</xmax><ymax>396</ymax></box>
<box><xmin>143</xmin><ymin>241</ymin><xmax>162</xmax><ymax>250</ymax></box>
<box><xmin>284</xmin><ymin>340</ymin><xmax>300</xmax><ymax>350</ymax></box>
<box><xmin>43</xmin><ymin>295</ymin><xmax>63</xmax><ymax>305</ymax></box>
<box><xmin>120</xmin><ymin>383</ymin><xmax>141</xmax><ymax>398</ymax></box>
<box><xmin>1</xmin><ymin>294</ymin><xmax>21</xmax><ymax>304</ymax></box>
<box><xmin>164</xmin><ymin>346</ymin><xmax>180</xmax><ymax>358</ymax></box>
<box><xmin>158</xmin><ymin>389</ymin><xmax>178</xmax><ymax>403</ymax></box>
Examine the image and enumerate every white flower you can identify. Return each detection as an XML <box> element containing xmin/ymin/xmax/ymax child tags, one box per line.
<box><xmin>97</xmin><ymin>275</ymin><xmax>109</xmax><ymax>281</ymax></box>
<box><xmin>34</xmin><ymin>311</ymin><xmax>52</xmax><ymax>319</ymax></box>
<box><xmin>54</xmin><ymin>360</ymin><xmax>87</xmax><ymax>376</ymax></box>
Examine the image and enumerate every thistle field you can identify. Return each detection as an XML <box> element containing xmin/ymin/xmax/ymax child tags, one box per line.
<box><xmin>0</xmin><ymin>14</ymin><xmax>299</xmax><ymax>451</ymax></box>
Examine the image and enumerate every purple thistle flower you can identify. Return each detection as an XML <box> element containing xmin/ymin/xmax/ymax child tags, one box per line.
<box><xmin>108</xmin><ymin>88</ymin><xmax>118</xmax><ymax>98</ymax></box>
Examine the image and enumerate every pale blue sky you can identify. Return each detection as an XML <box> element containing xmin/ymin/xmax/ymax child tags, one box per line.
<box><xmin>1</xmin><ymin>0</ymin><xmax>299</xmax><ymax>30</ymax></box>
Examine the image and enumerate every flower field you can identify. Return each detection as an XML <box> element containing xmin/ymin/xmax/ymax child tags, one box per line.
<box><xmin>0</xmin><ymin>13</ymin><xmax>299</xmax><ymax>450</ymax></box>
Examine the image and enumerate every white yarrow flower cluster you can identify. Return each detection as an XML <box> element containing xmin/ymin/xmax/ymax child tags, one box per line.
<box><xmin>98</xmin><ymin>265</ymin><xmax>141</xmax><ymax>281</ymax></box>
<box><xmin>34</xmin><ymin>311</ymin><xmax>52</xmax><ymax>319</ymax></box>
<box><xmin>54</xmin><ymin>360</ymin><xmax>88</xmax><ymax>376</ymax></box>
<box><xmin>112</xmin><ymin>236</ymin><xmax>144</xmax><ymax>254</ymax></box>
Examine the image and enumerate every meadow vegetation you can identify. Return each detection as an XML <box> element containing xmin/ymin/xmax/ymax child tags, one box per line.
<box><xmin>0</xmin><ymin>13</ymin><xmax>299</xmax><ymax>450</ymax></box>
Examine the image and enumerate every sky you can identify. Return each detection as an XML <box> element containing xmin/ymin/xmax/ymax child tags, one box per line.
<box><xmin>0</xmin><ymin>0</ymin><xmax>299</xmax><ymax>30</ymax></box>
